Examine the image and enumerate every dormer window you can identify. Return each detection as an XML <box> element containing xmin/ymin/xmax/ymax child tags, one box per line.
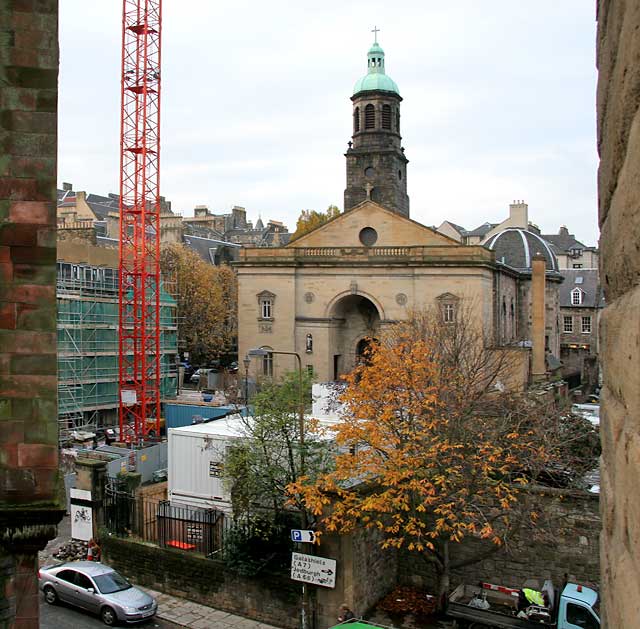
<box><xmin>571</xmin><ymin>288</ymin><xmax>583</xmax><ymax>305</ymax></box>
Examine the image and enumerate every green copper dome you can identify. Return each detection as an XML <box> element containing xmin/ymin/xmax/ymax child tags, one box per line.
<box><xmin>353</xmin><ymin>40</ymin><xmax>400</xmax><ymax>96</ymax></box>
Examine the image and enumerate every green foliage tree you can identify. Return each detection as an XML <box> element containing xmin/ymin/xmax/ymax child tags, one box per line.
<box><xmin>160</xmin><ymin>243</ymin><xmax>237</xmax><ymax>365</ymax></box>
<box><xmin>290</xmin><ymin>204</ymin><xmax>340</xmax><ymax>241</ymax></box>
<box><xmin>224</xmin><ymin>370</ymin><xmax>334</xmax><ymax>522</ymax></box>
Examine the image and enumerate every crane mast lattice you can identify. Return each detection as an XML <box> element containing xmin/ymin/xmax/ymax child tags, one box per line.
<box><xmin>118</xmin><ymin>0</ymin><xmax>162</xmax><ymax>443</ymax></box>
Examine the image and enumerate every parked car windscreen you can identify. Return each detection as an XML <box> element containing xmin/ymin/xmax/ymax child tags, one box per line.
<box><xmin>93</xmin><ymin>571</ymin><xmax>132</xmax><ymax>594</ymax></box>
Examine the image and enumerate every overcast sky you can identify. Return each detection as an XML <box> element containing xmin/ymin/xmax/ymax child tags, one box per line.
<box><xmin>59</xmin><ymin>1</ymin><xmax>599</xmax><ymax>245</ymax></box>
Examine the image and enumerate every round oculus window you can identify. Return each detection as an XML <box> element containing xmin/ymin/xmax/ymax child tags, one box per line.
<box><xmin>364</xmin><ymin>166</ymin><xmax>375</xmax><ymax>179</ymax></box>
<box><xmin>359</xmin><ymin>227</ymin><xmax>378</xmax><ymax>247</ymax></box>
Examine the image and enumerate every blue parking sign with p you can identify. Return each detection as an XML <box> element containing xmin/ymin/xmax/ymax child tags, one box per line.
<box><xmin>291</xmin><ymin>529</ymin><xmax>315</xmax><ymax>543</ymax></box>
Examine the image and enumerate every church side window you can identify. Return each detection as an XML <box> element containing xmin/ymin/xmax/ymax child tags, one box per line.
<box><xmin>382</xmin><ymin>104</ymin><xmax>391</xmax><ymax>129</ymax></box>
<box><xmin>257</xmin><ymin>291</ymin><xmax>276</xmax><ymax>320</ymax></box>
<box><xmin>260</xmin><ymin>346</ymin><xmax>273</xmax><ymax>377</ymax></box>
<box><xmin>443</xmin><ymin>303</ymin><xmax>455</xmax><ymax>323</ymax></box>
<box><xmin>364</xmin><ymin>104</ymin><xmax>375</xmax><ymax>129</ymax></box>
<box><xmin>354</xmin><ymin>107</ymin><xmax>360</xmax><ymax>133</ymax></box>
<box><xmin>510</xmin><ymin>299</ymin><xmax>515</xmax><ymax>339</ymax></box>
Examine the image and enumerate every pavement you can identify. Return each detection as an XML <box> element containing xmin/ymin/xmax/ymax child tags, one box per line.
<box><xmin>139</xmin><ymin>586</ymin><xmax>283</xmax><ymax>629</ymax></box>
<box><xmin>39</xmin><ymin>515</ymin><xmax>282</xmax><ymax>629</ymax></box>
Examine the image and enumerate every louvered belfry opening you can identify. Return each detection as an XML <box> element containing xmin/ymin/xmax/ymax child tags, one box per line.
<box><xmin>382</xmin><ymin>104</ymin><xmax>391</xmax><ymax>129</ymax></box>
<box><xmin>354</xmin><ymin>107</ymin><xmax>360</xmax><ymax>132</ymax></box>
<box><xmin>364</xmin><ymin>103</ymin><xmax>375</xmax><ymax>129</ymax></box>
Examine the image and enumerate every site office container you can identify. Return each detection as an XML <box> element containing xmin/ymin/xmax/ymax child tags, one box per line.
<box><xmin>168</xmin><ymin>418</ymin><xmax>248</xmax><ymax>514</ymax></box>
<box><xmin>168</xmin><ymin>414</ymin><xmax>341</xmax><ymax>515</ymax></box>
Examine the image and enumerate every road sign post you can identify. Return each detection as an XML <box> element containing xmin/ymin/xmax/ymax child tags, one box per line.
<box><xmin>291</xmin><ymin>529</ymin><xmax>316</xmax><ymax>543</ymax></box>
<box><xmin>291</xmin><ymin>552</ymin><xmax>337</xmax><ymax>589</ymax></box>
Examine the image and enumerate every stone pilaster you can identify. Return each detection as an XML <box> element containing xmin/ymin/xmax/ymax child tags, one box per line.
<box><xmin>597</xmin><ymin>1</ymin><xmax>640</xmax><ymax>626</ymax></box>
<box><xmin>0</xmin><ymin>0</ymin><xmax>65</xmax><ymax>626</ymax></box>
<box><xmin>530</xmin><ymin>254</ymin><xmax>546</xmax><ymax>380</ymax></box>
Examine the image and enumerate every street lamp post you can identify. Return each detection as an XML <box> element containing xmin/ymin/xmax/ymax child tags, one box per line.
<box><xmin>247</xmin><ymin>347</ymin><xmax>310</xmax><ymax>629</ymax></box>
<box><xmin>247</xmin><ymin>348</ymin><xmax>305</xmax><ymax>476</ymax></box>
<box><xmin>243</xmin><ymin>355</ymin><xmax>251</xmax><ymax>405</ymax></box>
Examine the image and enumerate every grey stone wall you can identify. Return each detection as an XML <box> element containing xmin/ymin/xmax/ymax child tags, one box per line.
<box><xmin>314</xmin><ymin>526</ymin><xmax>398</xmax><ymax>629</ymax></box>
<box><xmin>596</xmin><ymin>1</ymin><xmax>640</xmax><ymax>626</ymax></box>
<box><xmin>102</xmin><ymin>536</ymin><xmax>300</xmax><ymax>629</ymax></box>
<box><xmin>399</xmin><ymin>491</ymin><xmax>600</xmax><ymax>592</ymax></box>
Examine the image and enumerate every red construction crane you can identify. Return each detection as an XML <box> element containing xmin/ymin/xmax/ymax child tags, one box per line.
<box><xmin>118</xmin><ymin>0</ymin><xmax>162</xmax><ymax>444</ymax></box>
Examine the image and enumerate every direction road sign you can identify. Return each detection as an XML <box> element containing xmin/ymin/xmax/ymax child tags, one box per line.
<box><xmin>291</xmin><ymin>552</ymin><xmax>336</xmax><ymax>588</ymax></box>
<box><xmin>291</xmin><ymin>529</ymin><xmax>316</xmax><ymax>543</ymax></box>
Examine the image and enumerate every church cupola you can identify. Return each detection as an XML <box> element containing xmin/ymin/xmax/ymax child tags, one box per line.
<box><xmin>345</xmin><ymin>30</ymin><xmax>410</xmax><ymax>217</ymax></box>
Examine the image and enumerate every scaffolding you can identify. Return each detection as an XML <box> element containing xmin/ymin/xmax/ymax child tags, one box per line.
<box><xmin>57</xmin><ymin>262</ymin><xmax>178</xmax><ymax>445</ymax></box>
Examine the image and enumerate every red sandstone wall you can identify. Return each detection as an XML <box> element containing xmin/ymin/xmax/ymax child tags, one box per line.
<box><xmin>0</xmin><ymin>1</ymin><xmax>64</xmax><ymax>626</ymax></box>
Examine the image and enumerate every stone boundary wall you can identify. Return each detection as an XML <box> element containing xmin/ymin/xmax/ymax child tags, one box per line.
<box><xmin>596</xmin><ymin>1</ymin><xmax>640</xmax><ymax>626</ymax></box>
<box><xmin>399</xmin><ymin>490</ymin><xmax>600</xmax><ymax>591</ymax></box>
<box><xmin>315</xmin><ymin>526</ymin><xmax>398</xmax><ymax>629</ymax></box>
<box><xmin>101</xmin><ymin>536</ymin><xmax>300</xmax><ymax>629</ymax></box>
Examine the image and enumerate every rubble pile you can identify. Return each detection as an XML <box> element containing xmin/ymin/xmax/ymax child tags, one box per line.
<box><xmin>52</xmin><ymin>539</ymin><xmax>88</xmax><ymax>562</ymax></box>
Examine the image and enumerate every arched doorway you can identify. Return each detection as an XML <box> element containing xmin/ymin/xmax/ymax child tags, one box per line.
<box><xmin>329</xmin><ymin>294</ymin><xmax>381</xmax><ymax>378</ymax></box>
<box><xmin>355</xmin><ymin>337</ymin><xmax>378</xmax><ymax>366</ymax></box>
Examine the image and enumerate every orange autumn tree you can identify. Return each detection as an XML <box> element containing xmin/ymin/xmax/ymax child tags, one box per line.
<box><xmin>290</xmin><ymin>337</ymin><xmax>572</xmax><ymax>605</ymax></box>
<box><xmin>160</xmin><ymin>243</ymin><xmax>237</xmax><ymax>364</ymax></box>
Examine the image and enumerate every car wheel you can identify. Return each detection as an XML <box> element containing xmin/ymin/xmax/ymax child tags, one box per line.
<box><xmin>101</xmin><ymin>606</ymin><xmax>118</xmax><ymax>626</ymax></box>
<box><xmin>43</xmin><ymin>585</ymin><xmax>58</xmax><ymax>605</ymax></box>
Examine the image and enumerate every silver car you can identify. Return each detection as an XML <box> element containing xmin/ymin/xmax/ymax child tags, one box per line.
<box><xmin>39</xmin><ymin>560</ymin><xmax>157</xmax><ymax>625</ymax></box>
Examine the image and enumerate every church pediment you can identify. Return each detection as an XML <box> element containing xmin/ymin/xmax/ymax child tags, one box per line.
<box><xmin>256</xmin><ymin>290</ymin><xmax>276</xmax><ymax>303</ymax></box>
<box><xmin>287</xmin><ymin>201</ymin><xmax>459</xmax><ymax>249</ymax></box>
<box><xmin>436</xmin><ymin>292</ymin><xmax>460</xmax><ymax>301</ymax></box>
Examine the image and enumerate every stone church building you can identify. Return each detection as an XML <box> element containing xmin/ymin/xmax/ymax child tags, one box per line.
<box><xmin>237</xmin><ymin>39</ymin><xmax>561</xmax><ymax>384</ymax></box>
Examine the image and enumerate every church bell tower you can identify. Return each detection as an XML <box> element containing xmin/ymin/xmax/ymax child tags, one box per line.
<box><xmin>344</xmin><ymin>32</ymin><xmax>409</xmax><ymax>217</ymax></box>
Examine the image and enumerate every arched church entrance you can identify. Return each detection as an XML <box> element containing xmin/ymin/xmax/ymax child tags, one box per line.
<box><xmin>355</xmin><ymin>336</ymin><xmax>378</xmax><ymax>366</ymax></box>
<box><xmin>329</xmin><ymin>294</ymin><xmax>381</xmax><ymax>379</ymax></box>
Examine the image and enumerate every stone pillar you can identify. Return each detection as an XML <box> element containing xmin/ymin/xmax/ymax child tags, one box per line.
<box><xmin>596</xmin><ymin>2</ymin><xmax>640</xmax><ymax>626</ymax></box>
<box><xmin>75</xmin><ymin>458</ymin><xmax>108</xmax><ymax>537</ymax></box>
<box><xmin>530</xmin><ymin>254</ymin><xmax>546</xmax><ymax>381</ymax></box>
<box><xmin>0</xmin><ymin>0</ymin><xmax>65</xmax><ymax>627</ymax></box>
<box><xmin>13</xmin><ymin>555</ymin><xmax>39</xmax><ymax>629</ymax></box>
<box><xmin>314</xmin><ymin>527</ymin><xmax>397</xmax><ymax>629</ymax></box>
